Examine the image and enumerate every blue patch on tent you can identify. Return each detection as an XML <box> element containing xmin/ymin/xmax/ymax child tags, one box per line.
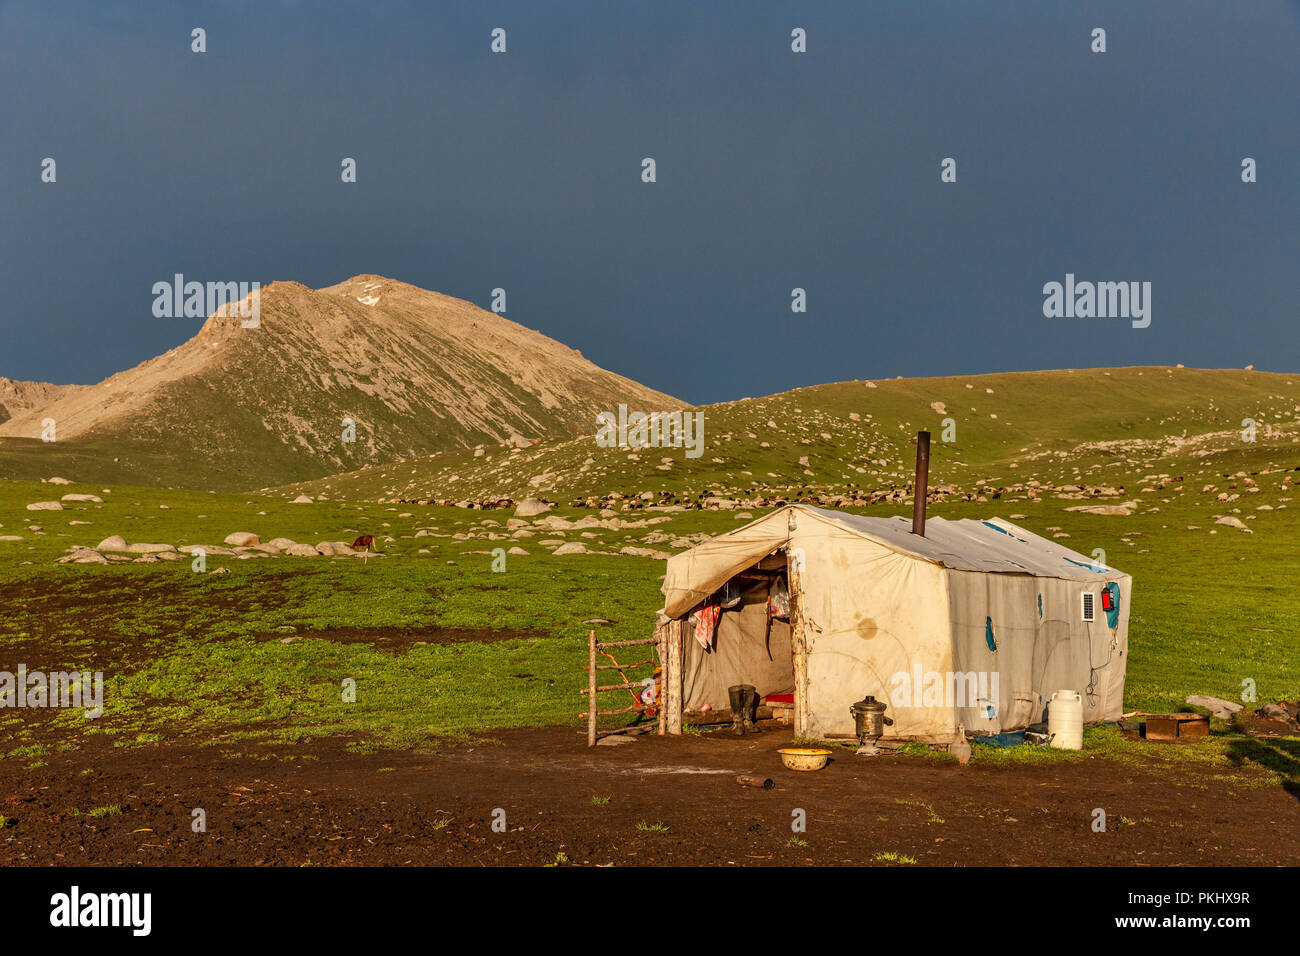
<box><xmin>1037</xmin><ymin>594</ymin><xmax>1043</xmax><ymax>619</ymax></box>
<box><xmin>1103</xmin><ymin>581</ymin><xmax>1121</xmax><ymax>629</ymax></box>
<box><xmin>982</xmin><ymin>521</ymin><xmax>1026</xmax><ymax>542</ymax></box>
<box><xmin>985</xmin><ymin>616</ymin><xmax>997</xmax><ymax>652</ymax></box>
<box><xmin>1063</xmin><ymin>556</ymin><xmax>1105</xmax><ymax>572</ymax></box>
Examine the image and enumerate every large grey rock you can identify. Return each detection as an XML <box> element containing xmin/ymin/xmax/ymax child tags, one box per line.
<box><xmin>127</xmin><ymin>542</ymin><xmax>175</xmax><ymax>554</ymax></box>
<box><xmin>178</xmin><ymin>545</ymin><xmax>236</xmax><ymax>556</ymax></box>
<box><xmin>58</xmin><ymin>548</ymin><xmax>108</xmax><ymax>564</ymax></box>
<box><xmin>315</xmin><ymin>541</ymin><xmax>353</xmax><ymax>555</ymax></box>
<box><xmin>284</xmin><ymin>543</ymin><xmax>320</xmax><ymax>556</ymax></box>
<box><xmin>61</xmin><ymin>493</ymin><xmax>103</xmax><ymax>503</ymax></box>
<box><xmin>26</xmin><ymin>501</ymin><xmax>63</xmax><ymax>511</ymax></box>
<box><xmin>96</xmin><ymin>535</ymin><xmax>128</xmax><ymax>551</ymax></box>
<box><xmin>514</xmin><ymin>497</ymin><xmax>551</xmax><ymax>518</ymax></box>
<box><xmin>224</xmin><ymin>532</ymin><xmax>260</xmax><ymax>546</ymax></box>
<box><xmin>553</xmin><ymin>541</ymin><xmax>587</xmax><ymax>555</ymax></box>
<box><xmin>1185</xmin><ymin>695</ymin><xmax>1244</xmax><ymax>719</ymax></box>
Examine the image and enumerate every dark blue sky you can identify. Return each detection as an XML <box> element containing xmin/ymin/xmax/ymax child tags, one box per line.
<box><xmin>2</xmin><ymin>0</ymin><xmax>1297</xmax><ymax>405</ymax></box>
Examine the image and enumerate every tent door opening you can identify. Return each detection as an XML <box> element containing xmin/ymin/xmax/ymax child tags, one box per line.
<box><xmin>677</xmin><ymin>552</ymin><xmax>797</xmax><ymax>729</ymax></box>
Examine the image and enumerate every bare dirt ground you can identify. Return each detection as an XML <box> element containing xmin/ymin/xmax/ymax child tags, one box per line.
<box><xmin>3</xmin><ymin>725</ymin><xmax>1297</xmax><ymax>866</ymax></box>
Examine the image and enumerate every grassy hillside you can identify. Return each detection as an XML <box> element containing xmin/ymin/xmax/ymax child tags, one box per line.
<box><xmin>274</xmin><ymin>366</ymin><xmax>1300</xmax><ymax>505</ymax></box>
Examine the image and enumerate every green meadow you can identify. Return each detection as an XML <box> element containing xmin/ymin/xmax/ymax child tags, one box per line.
<box><xmin>0</xmin><ymin>467</ymin><xmax>1295</xmax><ymax>780</ymax></box>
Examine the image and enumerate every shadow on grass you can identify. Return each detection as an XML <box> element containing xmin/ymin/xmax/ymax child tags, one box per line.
<box><xmin>1225</xmin><ymin>735</ymin><xmax>1300</xmax><ymax>802</ymax></box>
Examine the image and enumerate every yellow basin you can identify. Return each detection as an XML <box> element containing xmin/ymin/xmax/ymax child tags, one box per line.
<box><xmin>778</xmin><ymin>747</ymin><xmax>832</xmax><ymax>771</ymax></box>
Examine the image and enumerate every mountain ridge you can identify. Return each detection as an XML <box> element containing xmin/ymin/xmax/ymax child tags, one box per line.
<box><xmin>0</xmin><ymin>275</ymin><xmax>682</xmax><ymax>490</ymax></box>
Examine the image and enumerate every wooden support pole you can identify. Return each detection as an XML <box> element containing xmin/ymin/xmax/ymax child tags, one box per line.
<box><xmin>666</xmin><ymin>619</ymin><xmax>683</xmax><ymax>735</ymax></box>
<box><xmin>587</xmin><ymin>629</ymin><xmax>597</xmax><ymax>747</ymax></box>
<box><xmin>789</xmin><ymin>560</ymin><xmax>810</xmax><ymax>739</ymax></box>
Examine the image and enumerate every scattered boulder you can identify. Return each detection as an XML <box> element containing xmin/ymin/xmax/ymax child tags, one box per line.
<box><xmin>1214</xmin><ymin>516</ymin><xmax>1252</xmax><ymax>532</ymax></box>
<box><xmin>268</xmin><ymin>537</ymin><xmax>297</xmax><ymax>549</ymax></box>
<box><xmin>178</xmin><ymin>544</ymin><xmax>236</xmax><ymax>556</ymax></box>
<box><xmin>596</xmin><ymin>735</ymin><xmax>637</xmax><ymax>746</ymax></box>
<box><xmin>94</xmin><ymin>536</ymin><xmax>128</xmax><ymax>552</ymax></box>
<box><xmin>284</xmin><ymin>543</ymin><xmax>320</xmax><ymax>557</ymax></box>
<box><xmin>224</xmin><ymin>532</ymin><xmax>260</xmax><ymax>547</ymax></box>
<box><xmin>57</xmin><ymin>548</ymin><xmax>108</xmax><ymax>564</ymax></box>
<box><xmin>26</xmin><ymin>501</ymin><xmax>63</xmax><ymax>511</ymax></box>
<box><xmin>1233</xmin><ymin>701</ymin><xmax>1300</xmax><ymax>737</ymax></box>
<box><xmin>1185</xmin><ymin>695</ymin><xmax>1243</xmax><ymax>719</ymax></box>
<box><xmin>127</xmin><ymin>542</ymin><xmax>176</xmax><ymax>554</ymax></box>
<box><xmin>315</xmin><ymin>541</ymin><xmax>353</xmax><ymax>555</ymax></box>
<box><xmin>514</xmin><ymin>497</ymin><xmax>551</xmax><ymax>518</ymax></box>
<box><xmin>46</xmin><ymin>476</ymin><xmax>72</xmax><ymax>485</ymax></box>
<box><xmin>61</xmin><ymin>493</ymin><xmax>103</xmax><ymax>504</ymax></box>
<box><xmin>552</xmin><ymin>542</ymin><xmax>587</xmax><ymax>555</ymax></box>
<box><xmin>291</xmin><ymin>495</ymin><xmax>313</xmax><ymax>504</ymax></box>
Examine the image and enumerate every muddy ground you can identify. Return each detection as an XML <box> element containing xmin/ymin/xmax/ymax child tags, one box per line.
<box><xmin>3</xmin><ymin>725</ymin><xmax>1297</xmax><ymax>866</ymax></box>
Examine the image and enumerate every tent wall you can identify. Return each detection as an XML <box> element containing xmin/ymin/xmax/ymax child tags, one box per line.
<box><xmin>681</xmin><ymin>579</ymin><xmax>793</xmax><ymax>711</ymax></box>
<box><xmin>946</xmin><ymin>569</ymin><xmax>1131</xmax><ymax>732</ymax></box>
<box><xmin>792</xmin><ymin>522</ymin><xmax>956</xmax><ymax>740</ymax></box>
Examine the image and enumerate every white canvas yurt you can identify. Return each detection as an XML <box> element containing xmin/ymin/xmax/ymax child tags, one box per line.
<box><xmin>656</xmin><ymin>504</ymin><xmax>1131</xmax><ymax>744</ymax></box>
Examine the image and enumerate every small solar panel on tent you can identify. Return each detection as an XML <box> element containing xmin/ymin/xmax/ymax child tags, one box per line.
<box><xmin>1081</xmin><ymin>591</ymin><xmax>1096</xmax><ymax>622</ymax></box>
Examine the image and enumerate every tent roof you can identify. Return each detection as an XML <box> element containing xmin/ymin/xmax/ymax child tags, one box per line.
<box><xmin>796</xmin><ymin>506</ymin><xmax>1124</xmax><ymax>579</ymax></box>
<box><xmin>661</xmin><ymin>505</ymin><xmax>1126</xmax><ymax>618</ymax></box>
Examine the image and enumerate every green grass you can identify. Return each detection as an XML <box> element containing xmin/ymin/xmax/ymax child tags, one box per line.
<box><xmin>873</xmin><ymin>851</ymin><xmax>917</xmax><ymax>864</ymax></box>
<box><xmin>2</xmin><ymin>367</ymin><xmax>1299</xmax><ymax>784</ymax></box>
<box><xmin>88</xmin><ymin>805</ymin><xmax>122</xmax><ymax>818</ymax></box>
<box><xmin>895</xmin><ymin>799</ymin><xmax>945</xmax><ymax>824</ymax></box>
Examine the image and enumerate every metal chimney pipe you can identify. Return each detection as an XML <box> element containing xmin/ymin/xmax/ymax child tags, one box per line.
<box><xmin>911</xmin><ymin>430</ymin><xmax>930</xmax><ymax>537</ymax></box>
